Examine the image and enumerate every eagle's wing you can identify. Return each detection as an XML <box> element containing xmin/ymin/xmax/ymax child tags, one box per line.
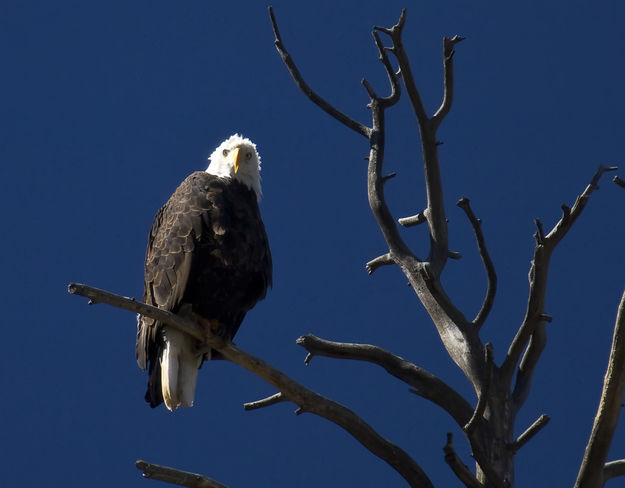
<box><xmin>136</xmin><ymin>174</ymin><xmax>208</xmax><ymax>371</ymax></box>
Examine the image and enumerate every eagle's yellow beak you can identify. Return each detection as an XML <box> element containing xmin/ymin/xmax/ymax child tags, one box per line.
<box><xmin>231</xmin><ymin>147</ymin><xmax>241</xmax><ymax>173</ymax></box>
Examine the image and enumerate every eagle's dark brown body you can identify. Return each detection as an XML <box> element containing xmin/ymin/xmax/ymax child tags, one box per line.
<box><xmin>136</xmin><ymin>171</ymin><xmax>272</xmax><ymax>408</ymax></box>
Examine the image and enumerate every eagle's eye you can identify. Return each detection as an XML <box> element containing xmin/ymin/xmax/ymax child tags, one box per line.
<box><xmin>245</xmin><ymin>151</ymin><xmax>252</xmax><ymax>160</ymax></box>
<box><xmin>222</xmin><ymin>149</ymin><xmax>229</xmax><ymax>157</ymax></box>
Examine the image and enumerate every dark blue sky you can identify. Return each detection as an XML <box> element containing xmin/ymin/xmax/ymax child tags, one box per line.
<box><xmin>2</xmin><ymin>1</ymin><xmax>624</xmax><ymax>487</ymax></box>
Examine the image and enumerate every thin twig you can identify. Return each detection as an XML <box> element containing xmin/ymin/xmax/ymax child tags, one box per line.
<box><xmin>70</xmin><ymin>283</ymin><xmax>434</xmax><ymax>488</ymax></box>
<box><xmin>508</xmin><ymin>414</ymin><xmax>551</xmax><ymax>454</ymax></box>
<box><xmin>443</xmin><ymin>433</ymin><xmax>481</xmax><ymax>488</ymax></box>
<box><xmin>268</xmin><ymin>7</ymin><xmax>371</xmax><ymax>139</ymax></box>
<box><xmin>575</xmin><ymin>290</ymin><xmax>625</xmax><ymax>488</ymax></box>
<box><xmin>297</xmin><ymin>334</ymin><xmax>473</xmax><ymax>429</ymax></box>
<box><xmin>614</xmin><ymin>175</ymin><xmax>625</xmax><ymax>189</ymax></box>
<box><xmin>244</xmin><ymin>392</ymin><xmax>286</xmax><ymax>411</ymax></box>
<box><xmin>398</xmin><ymin>212</ymin><xmax>427</xmax><ymax>227</ymax></box>
<box><xmin>366</xmin><ymin>253</ymin><xmax>394</xmax><ymax>275</ymax></box>
<box><xmin>457</xmin><ymin>196</ymin><xmax>497</xmax><ymax>329</ymax></box>
<box><xmin>136</xmin><ymin>460</ymin><xmax>228</xmax><ymax>488</ymax></box>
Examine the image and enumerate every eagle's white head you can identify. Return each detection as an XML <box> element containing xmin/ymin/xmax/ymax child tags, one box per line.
<box><xmin>206</xmin><ymin>134</ymin><xmax>262</xmax><ymax>201</ymax></box>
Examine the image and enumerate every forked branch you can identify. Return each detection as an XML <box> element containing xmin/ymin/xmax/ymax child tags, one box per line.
<box><xmin>297</xmin><ymin>334</ymin><xmax>474</xmax><ymax>428</ymax></box>
<box><xmin>502</xmin><ymin>165</ymin><xmax>618</xmax><ymax>395</ymax></box>
<box><xmin>432</xmin><ymin>35</ymin><xmax>466</xmax><ymax>130</ymax></box>
<box><xmin>69</xmin><ymin>283</ymin><xmax>434</xmax><ymax>488</ymax></box>
<box><xmin>374</xmin><ymin>10</ymin><xmax>464</xmax><ymax>276</ymax></box>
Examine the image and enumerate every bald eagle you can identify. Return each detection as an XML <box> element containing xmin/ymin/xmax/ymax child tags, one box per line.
<box><xmin>136</xmin><ymin>134</ymin><xmax>272</xmax><ymax>411</ymax></box>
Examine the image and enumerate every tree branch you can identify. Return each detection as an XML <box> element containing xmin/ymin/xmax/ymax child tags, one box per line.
<box><xmin>502</xmin><ymin>165</ymin><xmax>618</xmax><ymax>393</ymax></box>
<box><xmin>297</xmin><ymin>334</ymin><xmax>474</xmax><ymax>428</ymax></box>
<box><xmin>443</xmin><ymin>433</ymin><xmax>481</xmax><ymax>488</ymax></box>
<box><xmin>457</xmin><ymin>196</ymin><xmax>497</xmax><ymax>329</ymax></box>
<box><xmin>575</xmin><ymin>290</ymin><xmax>625</xmax><ymax>488</ymax></box>
<box><xmin>374</xmin><ymin>10</ymin><xmax>428</xmax><ymax>126</ymax></box>
<box><xmin>604</xmin><ymin>460</ymin><xmax>625</xmax><ymax>483</ymax></box>
<box><xmin>268</xmin><ymin>7</ymin><xmax>371</xmax><ymax>139</ymax></box>
<box><xmin>244</xmin><ymin>392</ymin><xmax>287</xmax><ymax>411</ymax></box>
<box><xmin>463</xmin><ymin>344</ymin><xmax>493</xmax><ymax>435</ymax></box>
<box><xmin>366</xmin><ymin>253</ymin><xmax>395</xmax><ymax>275</ymax></box>
<box><xmin>70</xmin><ymin>283</ymin><xmax>434</xmax><ymax>488</ymax></box>
<box><xmin>507</xmin><ymin>414</ymin><xmax>550</xmax><ymax>454</ymax></box>
<box><xmin>375</xmin><ymin>10</ymin><xmax>463</xmax><ymax>277</ymax></box>
<box><xmin>431</xmin><ymin>35</ymin><xmax>466</xmax><ymax>131</ymax></box>
<box><xmin>614</xmin><ymin>175</ymin><xmax>625</xmax><ymax>189</ymax></box>
<box><xmin>398</xmin><ymin>212</ymin><xmax>428</xmax><ymax>227</ymax></box>
<box><xmin>136</xmin><ymin>460</ymin><xmax>228</xmax><ymax>488</ymax></box>
<box><xmin>67</xmin><ymin>283</ymin><xmax>206</xmax><ymax>342</ymax></box>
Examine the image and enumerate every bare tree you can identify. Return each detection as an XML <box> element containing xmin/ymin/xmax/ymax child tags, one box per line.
<box><xmin>68</xmin><ymin>8</ymin><xmax>625</xmax><ymax>488</ymax></box>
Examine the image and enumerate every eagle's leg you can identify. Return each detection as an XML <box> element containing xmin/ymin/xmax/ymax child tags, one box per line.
<box><xmin>193</xmin><ymin>316</ymin><xmax>229</xmax><ymax>360</ymax></box>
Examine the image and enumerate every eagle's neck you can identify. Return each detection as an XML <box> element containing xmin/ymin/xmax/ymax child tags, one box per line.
<box><xmin>205</xmin><ymin>167</ymin><xmax>262</xmax><ymax>203</ymax></box>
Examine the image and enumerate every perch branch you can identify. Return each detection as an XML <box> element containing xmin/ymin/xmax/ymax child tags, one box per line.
<box><xmin>457</xmin><ymin>196</ymin><xmax>497</xmax><ymax>329</ymax></box>
<box><xmin>604</xmin><ymin>460</ymin><xmax>625</xmax><ymax>483</ymax></box>
<box><xmin>575</xmin><ymin>290</ymin><xmax>625</xmax><ymax>488</ymax></box>
<box><xmin>268</xmin><ymin>7</ymin><xmax>371</xmax><ymax>139</ymax></box>
<box><xmin>507</xmin><ymin>414</ymin><xmax>550</xmax><ymax>454</ymax></box>
<box><xmin>297</xmin><ymin>334</ymin><xmax>473</xmax><ymax>428</ymax></box>
<box><xmin>70</xmin><ymin>283</ymin><xmax>434</xmax><ymax>488</ymax></box>
<box><xmin>67</xmin><ymin>283</ymin><xmax>206</xmax><ymax>342</ymax></box>
<box><xmin>614</xmin><ymin>175</ymin><xmax>625</xmax><ymax>189</ymax></box>
<box><xmin>502</xmin><ymin>165</ymin><xmax>618</xmax><ymax>394</ymax></box>
<box><xmin>136</xmin><ymin>460</ymin><xmax>228</xmax><ymax>488</ymax></box>
<box><xmin>443</xmin><ymin>433</ymin><xmax>482</xmax><ymax>488</ymax></box>
<box><xmin>244</xmin><ymin>392</ymin><xmax>286</xmax><ymax>411</ymax></box>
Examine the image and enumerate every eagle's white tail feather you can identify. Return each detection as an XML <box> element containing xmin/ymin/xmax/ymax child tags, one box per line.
<box><xmin>161</xmin><ymin>328</ymin><xmax>202</xmax><ymax>411</ymax></box>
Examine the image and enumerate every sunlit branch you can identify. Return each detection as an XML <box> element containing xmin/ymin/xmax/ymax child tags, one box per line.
<box><xmin>398</xmin><ymin>212</ymin><xmax>428</xmax><ymax>227</ymax></box>
<box><xmin>244</xmin><ymin>392</ymin><xmax>286</xmax><ymax>411</ymax></box>
<box><xmin>70</xmin><ymin>283</ymin><xmax>434</xmax><ymax>488</ymax></box>
<box><xmin>575</xmin><ymin>290</ymin><xmax>625</xmax><ymax>488</ymax></box>
<box><xmin>297</xmin><ymin>334</ymin><xmax>473</xmax><ymax>428</ymax></box>
<box><xmin>366</xmin><ymin>253</ymin><xmax>394</xmax><ymax>275</ymax></box>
